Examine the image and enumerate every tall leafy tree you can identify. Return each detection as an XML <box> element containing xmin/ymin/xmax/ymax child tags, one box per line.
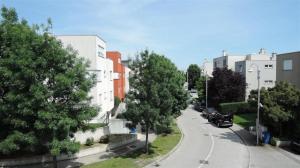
<box><xmin>195</xmin><ymin>76</ymin><xmax>206</xmax><ymax>102</ymax></box>
<box><xmin>249</xmin><ymin>81</ymin><xmax>300</xmax><ymax>137</ymax></box>
<box><xmin>208</xmin><ymin>68</ymin><xmax>246</xmax><ymax>107</ymax></box>
<box><xmin>0</xmin><ymin>7</ymin><xmax>97</xmax><ymax>165</ymax></box>
<box><xmin>123</xmin><ymin>50</ymin><xmax>187</xmax><ymax>154</ymax></box>
<box><xmin>187</xmin><ymin>64</ymin><xmax>201</xmax><ymax>90</ymax></box>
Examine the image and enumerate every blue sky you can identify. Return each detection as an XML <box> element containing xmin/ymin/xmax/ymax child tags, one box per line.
<box><xmin>1</xmin><ymin>0</ymin><xmax>300</xmax><ymax>70</ymax></box>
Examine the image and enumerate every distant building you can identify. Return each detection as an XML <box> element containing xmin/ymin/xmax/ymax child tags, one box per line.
<box><xmin>235</xmin><ymin>49</ymin><xmax>276</xmax><ymax>100</ymax></box>
<box><xmin>213</xmin><ymin>50</ymin><xmax>246</xmax><ymax>71</ymax></box>
<box><xmin>107</xmin><ymin>51</ymin><xmax>125</xmax><ymax>101</ymax></box>
<box><xmin>202</xmin><ymin>61</ymin><xmax>213</xmax><ymax>77</ymax></box>
<box><xmin>56</xmin><ymin>35</ymin><xmax>114</xmax><ymax>123</ymax></box>
<box><xmin>276</xmin><ymin>51</ymin><xmax>300</xmax><ymax>89</ymax></box>
<box><xmin>124</xmin><ymin>66</ymin><xmax>131</xmax><ymax>94</ymax></box>
<box><xmin>122</xmin><ymin>59</ymin><xmax>132</xmax><ymax>94</ymax></box>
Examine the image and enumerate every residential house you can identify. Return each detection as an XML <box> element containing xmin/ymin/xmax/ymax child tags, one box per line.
<box><xmin>235</xmin><ymin>49</ymin><xmax>276</xmax><ymax>100</ymax></box>
<box><xmin>276</xmin><ymin>51</ymin><xmax>300</xmax><ymax>89</ymax></box>
<box><xmin>107</xmin><ymin>51</ymin><xmax>125</xmax><ymax>101</ymax></box>
<box><xmin>56</xmin><ymin>35</ymin><xmax>114</xmax><ymax>123</ymax></box>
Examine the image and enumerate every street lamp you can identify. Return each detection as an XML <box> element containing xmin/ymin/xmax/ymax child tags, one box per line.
<box><xmin>248</xmin><ymin>63</ymin><xmax>261</xmax><ymax>145</ymax></box>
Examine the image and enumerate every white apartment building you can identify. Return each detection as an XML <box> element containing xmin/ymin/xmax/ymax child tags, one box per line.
<box><xmin>213</xmin><ymin>50</ymin><xmax>246</xmax><ymax>71</ymax></box>
<box><xmin>235</xmin><ymin>49</ymin><xmax>277</xmax><ymax>100</ymax></box>
<box><xmin>202</xmin><ymin>61</ymin><xmax>213</xmax><ymax>77</ymax></box>
<box><xmin>57</xmin><ymin>35</ymin><xmax>114</xmax><ymax>123</ymax></box>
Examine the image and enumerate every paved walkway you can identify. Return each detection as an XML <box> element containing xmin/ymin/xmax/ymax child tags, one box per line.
<box><xmin>230</xmin><ymin>124</ymin><xmax>300</xmax><ymax>168</ymax></box>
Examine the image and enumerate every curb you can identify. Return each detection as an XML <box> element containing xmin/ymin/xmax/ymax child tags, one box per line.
<box><xmin>143</xmin><ymin>118</ymin><xmax>184</xmax><ymax>168</ymax></box>
<box><xmin>229</xmin><ymin>125</ymin><xmax>251</xmax><ymax>168</ymax></box>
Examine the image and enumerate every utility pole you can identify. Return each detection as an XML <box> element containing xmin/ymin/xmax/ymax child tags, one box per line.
<box><xmin>248</xmin><ymin>63</ymin><xmax>261</xmax><ymax>145</ymax></box>
<box><xmin>257</xmin><ymin>69</ymin><xmax>261</xmax><ymax>145</ymax></box>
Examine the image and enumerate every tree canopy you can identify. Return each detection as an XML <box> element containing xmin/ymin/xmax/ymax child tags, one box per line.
<box><xmin>187</xmin><ymin>64</ymin><xmax>201</xmax><ymax>90</ymax></box>
<box><xmin>122</xmin><ymin>50</ymin><xmax>187</xmax><ymax>153</ymax></box>
<box><xmin>208</xmin><ymin>68</ymin><xmax>246</xmax><ymax>107</ymax></box>
<box><xmin>249</xmin><ymin>81</ymin><xmax>300</xmax><ymax>137</ymax></box>
<box><xmin>0</xmin><ymin>6</ymin><xmax>97</xmax><ymax>159</ymax></box>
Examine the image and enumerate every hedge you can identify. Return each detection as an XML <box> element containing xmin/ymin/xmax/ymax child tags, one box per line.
<box><xmin>219</xmin><ymin>102</ymin><xmax>249</xmax><ymax>114</ymax></box>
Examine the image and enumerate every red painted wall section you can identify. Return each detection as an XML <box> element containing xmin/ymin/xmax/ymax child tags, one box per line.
<box><xmin>107</xmin><ymin>51</ymin><xmax>125</xmax><ymax>101</ymax></box>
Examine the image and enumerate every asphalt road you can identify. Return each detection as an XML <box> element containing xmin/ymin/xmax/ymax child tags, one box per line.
<box><xmin>146</xmin><ymin>105</ymin><xmax>249</xmax><ymax>168</ymax></box>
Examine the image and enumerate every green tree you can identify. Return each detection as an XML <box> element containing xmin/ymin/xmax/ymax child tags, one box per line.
<box><xmin>249</xmin><ymin>81</ymin><xmax>300</xmax><ymax>137</ymax></box>
<box><xmin>187</xmin><ymin>64</ymin><xmax>201</xmax><ymax>90</ymax></box>
<box><xmin>208</xmin><ymin>68</ymin><xmax>246</xmax><ymax>107</ymax></box>
<box><xmin>195</xmin><ymin>76</ymin><xmax>206</xmax><ymax>101</ymax></box>
<box><xmin>123</xmin><ymin>50</ymin><xmax>187</xmax><ymax>154</ymax></box>
<box><xmin>0</xmin><ymin>7</ymin><xmax>97</xmax><ymax>165</ymax></box>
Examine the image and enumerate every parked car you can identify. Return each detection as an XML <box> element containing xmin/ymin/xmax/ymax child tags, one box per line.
<box><xmin>290</xmin><ymin>136</ymin><xmax>300</xmax><ymax>153</ymax></box>
<box><xmin>202</xmin><ymin>107</ymin><xmax>217</xmax><ymax>118</ymax></box>
<box><xmin>194</xmin><ymin>102</ymin><xmax>204</xmax><ymax>112</ymax></box>
<box><xmin>208</xmin><ymin>112</ymin><xmax>233</xmax><ymax>127</ymax></box>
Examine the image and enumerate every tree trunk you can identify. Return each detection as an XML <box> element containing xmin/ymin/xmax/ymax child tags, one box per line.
<box><xmin>53</xmin><ymin>155</ymin><xmax>58</xmax><ymax>168</ymax></box>
<box><xmin>145</xmin><ymin>122</ymin><xmax>149</xmax><ymax>154</ymax></box>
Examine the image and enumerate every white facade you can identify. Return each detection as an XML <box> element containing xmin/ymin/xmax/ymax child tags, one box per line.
<box><xmin>235</xmin><ymin>50</ymin><xmax>276</xmax><ymax>100</ymax></box>
<box><xmin>202</xmin><ymin>61</ymin><xmax>213</xmax><ymax>77</ymax></box>
<box><xmin>213</xmin><ymin>54</ymin><xmax>246</xmax><ymax>71</ymax></box>
<box><xmin>124</xmin><ymin>66</ymin><xmax>131</xmax><ymax>94</ymax></box>
<box><xmin>57</xmin><ymin>35</ymin><xmax>114</xmax><ymax>123</ymax></box>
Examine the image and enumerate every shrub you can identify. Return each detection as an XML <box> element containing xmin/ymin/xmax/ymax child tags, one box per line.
<box><xmin>270</xmin><ymin>137</ymin><xmax>279</xmax><ymax>146</ymax></box>
<box><xmin>114</xmin><ymin>96</ymin><xmax>121</xmax><ymax>106</ymax></box>
<box><xmin>85</xmin><ymin>138</ymin><xmax>94</xmax><ymax>146</ymax></box>
<box><xmin>111</xmin><ymin>96</ymin><xmax>122</xmax><ymax>116</ymax></box>
<box><xmin>219</xmin><ymin>102</ymin><xmax>249</xmax><ymax>114</ymax></box>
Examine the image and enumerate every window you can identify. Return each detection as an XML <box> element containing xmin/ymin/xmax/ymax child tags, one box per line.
<box><xmin>104</xmin><ymin>71</ymin><xmax>106</xmax><ymax>78</ymax></box>
<box><xmin>265</xmin><ymin>64</ymin><xmax>273</xmax><ymax>69</ymax></box>
<box><xmin>104</xmin><ymin>92</ymin><xmax>107</xmax><ymax>100</ymax></box>
<box><xmin>283</xmin><ymin>60</ymin><xmax>292</xmax><ymax>70</ymax></box>
<box><xmin>97</xmin><ymin>45</ymin><xmax>104</xmax><ymax>57</ymax></box>
<box><xmin>110</xmin><ymin>71</ymin><xmax>112</xmax><ymax>81</ymax></box>
<box><xmin>264</xmin><ymin>80</ymin><xmax>273</xmax><ymax>84</ymax></box>
<box><xmin>118</xmin><ymin>58</ymin><xmax>121</xmax><ymax>64</ymax></box>
<box><xmin>96</xmin><ymin>70</ymin><xmax>102</xmax><ymax>82</ymax></box>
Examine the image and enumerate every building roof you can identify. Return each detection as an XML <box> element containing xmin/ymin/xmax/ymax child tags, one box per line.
<box><xmin>55</xmin><ymin>34</ymin><xmax>106</xmax><ymax>43</ymax></box>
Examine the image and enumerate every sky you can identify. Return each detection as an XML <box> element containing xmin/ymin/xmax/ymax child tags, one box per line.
<box><xmin>1</xmin><ymin>0</ymin><xmax>300</xmax><ymax>70</ymax></box>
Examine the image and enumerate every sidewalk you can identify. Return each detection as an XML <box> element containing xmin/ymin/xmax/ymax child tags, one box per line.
<box><xmin>230</xmin><ymin>124</ymin><xmax>300</xmax><ymax>168</ymax></box>
<box><xmin>20</xmin><ymin>133</ymin><xmax>156</xmax><ymax>168</ymax></box>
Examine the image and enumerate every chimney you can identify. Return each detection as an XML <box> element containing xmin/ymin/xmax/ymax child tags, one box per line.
<box><xmin>259</xmin><ymin>48</ymin><xmax>266</xmax><ymax>54</ymax></box>
<box><xmin>222</xmin><ymin>50</ymin><xmax>227</xmax><ymax>56</ymax></box>
<box><xmin>271</xmin><ymin>53</ymin><xmax>277</xmax><ymax>60</ymax></box>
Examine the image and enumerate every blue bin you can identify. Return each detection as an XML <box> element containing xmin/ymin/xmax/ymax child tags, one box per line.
<box><xmin>262</xmin><ymin>131</ymin><xmax>271</xmax><ymax>144</ymax></box>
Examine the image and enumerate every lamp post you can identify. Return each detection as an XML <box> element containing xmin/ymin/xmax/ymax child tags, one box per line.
<box><xmin>248</xmin><ymin>64</ymin><xmax>261</xmax><ymax>145</ymax></box>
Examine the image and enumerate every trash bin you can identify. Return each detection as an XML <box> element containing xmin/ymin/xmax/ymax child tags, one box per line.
<box><xmin>262</xmin><ymin>131</ymin><xmax>271</xmax><ymax>144</ymax></box>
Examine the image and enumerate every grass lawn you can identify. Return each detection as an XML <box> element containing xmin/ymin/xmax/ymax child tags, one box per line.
<box><xmin>233</xmin><ymin>113</ymin><xmax>257</xmax><ymax>129</ymax></box>
<box><xmin>82</xmin><ymin>121</ymin><xmax>181</xmax><ymax>168</ymax></box>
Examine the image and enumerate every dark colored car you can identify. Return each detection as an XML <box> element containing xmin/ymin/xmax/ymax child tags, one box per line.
<box><xmin>202</xmin><ymin>108</ymin><xmax>217</xmax><ymax>118</ymax></box>
<box><xmin>208</xmin><ymin>112</ymin><xmax>233</xmax><ymax>127</ymax></box>
<box><xmin>290</xmin><ymin>136</ymin><xmax>300</xmax><ymax>153</ymax></box>
<box><xmin>194</xmin><ymin>102</ymin><xmax>204</xmax><ymax>112</ymax></box>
